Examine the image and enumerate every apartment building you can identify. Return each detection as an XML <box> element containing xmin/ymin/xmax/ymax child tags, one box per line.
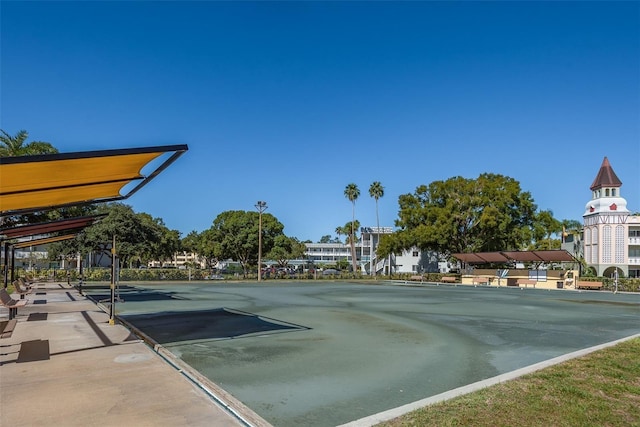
<box><xmin>303</xmin><ymin>227</ymin><xmax>451</xmax><ymax>274</ymax></box>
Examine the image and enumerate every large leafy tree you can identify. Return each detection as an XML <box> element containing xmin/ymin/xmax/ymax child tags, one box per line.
<box><xmin>344</xmin><ymin>183</ymin><xmax>360</xmax><ymax>272</ymax></box>
<box><xmin>380</xmin><ymin>174</ymin><xmax>538</xmax><ymax>260</ymax></box>
<box><xmin>181</xmin><ymin>230</ymin><xmax>201</xmax><ymax>254</ymax></box>
<box><xmin>197</xmin><ymin>228</ymin><xmax>223</xmax><ymax>270</ymax></box>
<box><xmin>530</xmin><ymin>210</ymin><xmax>562</xmax><ymax>250</ymax></box>
<box><xmin>266</xmin><ymin>235</ymin><xmax>306</xmax><ymax>267</ymax></box>
<box><xmin>203</xmin><ymin>210</ymin><xmax>284</xmax><ymax>277</ymax></box>
<box><xmin>138</xmin><ymin>213</ymin><xmax>182</xmax><ymax>266</ymax></box>
<box><xmin>52</xmin><ymin>203</ymin><xmax>178</xmax><ymax>268</ymax></box>
<box><xmin>0</xmin><ymin>129</ymin><xmax>58</xmax><ymax>156</ymax></box>
<box><xmin>319</xmin><ymin>235</ymin><xmax>332</xmax><ymax>243</ymax></box>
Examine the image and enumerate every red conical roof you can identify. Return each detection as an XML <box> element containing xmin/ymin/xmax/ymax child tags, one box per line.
<box><xmin>590</xmin><ymin>157</ymin><xmax>622</xmax><ymax>191</ymax></box>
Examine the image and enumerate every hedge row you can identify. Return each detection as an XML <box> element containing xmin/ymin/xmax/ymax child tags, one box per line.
<box><xmin>9</xmin><ymin>268</ymin><xmax>640</xmax><ymax>292</ymax></box>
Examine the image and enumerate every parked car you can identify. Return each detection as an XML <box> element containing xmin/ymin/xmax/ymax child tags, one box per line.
<box><xmin>322</xmin><ymin>268</ymin><xmax>339</xmax><ymax>276</ymax></box>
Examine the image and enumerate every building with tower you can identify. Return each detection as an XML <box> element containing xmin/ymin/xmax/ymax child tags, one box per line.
<box><xmin>582</xmin><ymin>157</ymin><xmax>640</xmax><ymax>278</ymax></box>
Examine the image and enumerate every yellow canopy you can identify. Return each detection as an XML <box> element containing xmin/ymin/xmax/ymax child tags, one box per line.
<box><xmin>0</xmin><ymin>145</ymin><xmax>187</xmax><ymax>215</ymax></box>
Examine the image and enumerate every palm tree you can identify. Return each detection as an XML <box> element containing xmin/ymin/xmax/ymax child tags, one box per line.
<box><xmin>344</xmin><ymin>183</ymin><xmax>360</xmax><ymax>273</ymax></box>
<box><xmin>0</xmin><ymin>129</ymin><xmax>58</xmax><ymax>156</ymax></box>
<box><xmin>369</xmin><ymin>181</ymin><xmax>384</xmax><ymax>277</ymax></box>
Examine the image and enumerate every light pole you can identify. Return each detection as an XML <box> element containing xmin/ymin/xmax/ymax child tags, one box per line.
<box><xmin>255</xmin><ymin>201</ymin><xmax>268</xmax><ymax>281</ymax></box>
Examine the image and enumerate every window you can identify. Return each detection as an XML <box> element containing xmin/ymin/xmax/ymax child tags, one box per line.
<box><xmin>412</xmin><ymin>251</ymin><xmax>419</xmax><ymax>257</ymax></box>
<box><xmin>615</xmin><ymin>225</ymin><xmax>625</xmax><ymax>263</ymax></box>
<box><xmin>603</xmin><ymin>226</ymin><xmax>611</xmax><ymax>263</ymax></box>
<box><xmin>528</xmin><ymin>270</ymin><xmax>547</xmax><ymax>282</ymax></box>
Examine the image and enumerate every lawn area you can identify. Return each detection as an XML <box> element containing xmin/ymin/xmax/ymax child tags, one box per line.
<box><xmin>379</xmin><ymin>337</ymin><xmax>640</xmax><ymax>427</ymax></box>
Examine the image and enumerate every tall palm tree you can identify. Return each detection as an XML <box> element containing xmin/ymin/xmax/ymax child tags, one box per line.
<box><xmin>344</xmin><ymin>183</ymin><xmax>360</xmax><ymax>273</ymax></box>
<box><xmin>369</xmin><ymin>181</ymin><xmax>384</xmax><ymax>276</ymax></box>
<box><xmin>0</xmin><ymin>129</ymin><xmax>57</xmax><ymax>156</ymax></box>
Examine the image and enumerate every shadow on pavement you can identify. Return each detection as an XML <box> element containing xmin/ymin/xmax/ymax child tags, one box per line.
<box><xmin>83</xmin><ymin>285</ymin><xmax>189</xmax><ymax>302</ymax></box>
<box><xmin>121</xmin><ymin>307</ymin><xmax>310</xmax><ymax>344</ymax></box>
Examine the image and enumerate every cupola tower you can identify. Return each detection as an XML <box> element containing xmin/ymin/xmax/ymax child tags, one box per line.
<box><xmin>582</xmin><ymin>157</ymin><xmax>630</xmax><ymax>276</ymax></box>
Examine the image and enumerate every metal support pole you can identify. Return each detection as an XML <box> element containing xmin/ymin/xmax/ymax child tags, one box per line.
<box><xmin>10</xmin><ymin>246</ymin><xmax>15</xmax><ymax>285</ymax></box>
<box><xmin>3</xmin><ymin>242</ymin><xmax>10</xmax><ymax>288</ymax></box>
<box><xmin>255</xmin><ymin>201</ymin><xmax>267</xmax><ymax>282</ymax></box>
<box><xmin>110</xmin><ymin>235</ymin><xmax>116</xmax><ymax>325</ymax></box>
<box><xmin>78</xmin><ymin>258</ymin><xmax>83</xmax><ymax>293</ymax></box>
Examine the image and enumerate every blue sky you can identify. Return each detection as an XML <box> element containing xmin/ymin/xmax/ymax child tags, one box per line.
<box><xmin>2</xmin><ymin>1</ymin><xmax>639</xmax><ymax>242</ymax></box>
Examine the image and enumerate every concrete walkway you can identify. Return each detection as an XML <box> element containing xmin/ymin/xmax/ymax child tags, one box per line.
<box><xmin>0</xmin><ymin>280</ymin><xmax>264</xmax><ymax>427</ymax></box>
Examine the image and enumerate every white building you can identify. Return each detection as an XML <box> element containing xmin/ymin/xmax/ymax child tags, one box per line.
<box><xmin>303</xmin><ymin>227</ymin><xmax>452</xmax><ymax>275</ymax></box>
<box><xmin>582</xmin><ymin>157</ymin><xmax>640</xmax><ymax>278</ymax></box>
<box><xmin>147</xmin><ymin>252</ymin><xmax>205</xmax><ymax>269</ymax></box>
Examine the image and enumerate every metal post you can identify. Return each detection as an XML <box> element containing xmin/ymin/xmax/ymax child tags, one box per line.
<box><xmin>255</xmin><ymin>201</ymin><xmax>267</xmax><ymax>282</ymax></box>
<box><xmin>110</xmin><ymin>235</ymin><xmax>116</xmax><ymax>325</ymax></box>
<box><xmin>78</xmin><ymin>258</ymin><xmax>83</xmax><ymax>293</ymax></box>
<box><xmin>2</xmin><ymin>241</ymin><xmax>8</xmax><ymax>289</ymax></box>
<box><xmin>10</xmin><ymin>246</ymin><xmax>15</xmax><ymax>284</ymax></box>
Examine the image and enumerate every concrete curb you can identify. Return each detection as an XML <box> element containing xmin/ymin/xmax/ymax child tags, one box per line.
<box><xmin>115</xmin><ymin>315</ymin><xmax>273</xmax><ymax>427</ymax></box>
<box><xmin>338</xmin><ymin>333</ymin><xmax>640</xmax><ymax>427</ymax></box>
<box><xmin>83</xmin><ymin>289</ymin><xmax>272</xmax><ymax>427</ymax></box>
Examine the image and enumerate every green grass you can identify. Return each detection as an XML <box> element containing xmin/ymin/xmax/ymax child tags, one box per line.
<box><xmin>379</xmin><ymin>337</ymin><xmax>640</xmax><ymax>427</ymax></box>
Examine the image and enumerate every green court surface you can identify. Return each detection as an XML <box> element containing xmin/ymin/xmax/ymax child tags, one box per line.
<box><xmin>84</xmin><ymin>282</ymin><xmax>640</xmax><ymax>427</ymax></box>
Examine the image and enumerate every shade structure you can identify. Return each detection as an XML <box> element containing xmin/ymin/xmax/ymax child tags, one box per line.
<box><xmin>11</xmin><ymin>233</ymin><xmax>77</xmax><ymax>249</ymax></box>
<box><xmin>452</xmin><ymin>252</ymin><xmax>510</xmax><ymax>263</ymax></box>
<box><xmin>0</xmin><ymin>144</ymin><xmax>188</xmax><ymax>216</ymax></box>
<box><xmin>0</xmin><ymin>215</ymin><xmax>105</xmax><ymax>240</ymax></box>
<box><xmin>453</xmin><ymin>250</ymin><xmax>577</xmax><ymax>264</ymax></box>
<box><xmin>501</xmin><ymin>250</ymin><xmax>576</xmax><ymax>263</ymax></box>
<box><xmin>1</xmin><ymin>215</ymin><xmax>106</xmax><ymax>287</ymax></box>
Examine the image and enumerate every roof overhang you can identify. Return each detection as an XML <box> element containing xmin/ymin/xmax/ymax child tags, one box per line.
<box><xmin>0</xmin><ymin>144</ymin><xmax>188</xmax><ymax>216</ymax></box>
<box><xmin>453</xmin><ymin>250</ymin><xmax>577</xmax><ymax>264</ymax></box>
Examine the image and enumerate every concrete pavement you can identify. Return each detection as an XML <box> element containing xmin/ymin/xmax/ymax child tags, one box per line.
<box><xmin>0</xmin><ymin>280</ymin><xmax>268</xmax><ymax>427</ymax></box>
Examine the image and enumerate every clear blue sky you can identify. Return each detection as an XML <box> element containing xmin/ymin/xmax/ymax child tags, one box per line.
<box><xmin>2</xmin><ymin>1</ymin><xmax>639</xmax><ymax>242</ymax></box>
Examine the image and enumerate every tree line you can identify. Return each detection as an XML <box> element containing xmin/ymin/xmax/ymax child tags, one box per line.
<box><xmin>1</xmin><ymin>129</ymin><xmax>582</xmax><ymax>274</ymax></box>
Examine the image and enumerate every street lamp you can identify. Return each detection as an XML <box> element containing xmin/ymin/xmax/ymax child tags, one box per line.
<box><xmin>255</xmin><ymin>201</ymin><xmax>268</xmax><ymax>281</ymax></box>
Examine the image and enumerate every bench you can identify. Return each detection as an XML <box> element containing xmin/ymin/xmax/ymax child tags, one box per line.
<box><xmin>1</xmin><ymin>318</ymin><xmax>17</xmax><ymax>339</ymax></box>
<box><xmin>577</xmin><ymin>281</ymin><xmax>603</xmax><ymax>290</ymax></box>
<box><xmin>13</xmin><ymin>279</ymin><xmax>33</xmax><ymax>300</ymax></box>
<box><xmin>409</xmin><ymin>275</ymin><xmax>423</xmax><ymax>281</ymax></box>
<box><xmin>18</xmin><ymin>278</ymin><xmax>33</xmax><ymax>289</ymax></box>
<box><xmin>1</xmin><ymin>288</ymin><xmax>27</xmax><ymax>320</ymax></box>
<box><xmin>472</xmin><ymin>277</ymin><xmax>492</xmax><ymax>285</ymax></box>
<box><xmin>441</xmin><ymin>276</ymin><xmax>457</xmax><ymax>283</ymax></box>
<box><xmin>516</xmin><ymin>279</ymin><xmax>537</xmax><ymax>288</ymax></box>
